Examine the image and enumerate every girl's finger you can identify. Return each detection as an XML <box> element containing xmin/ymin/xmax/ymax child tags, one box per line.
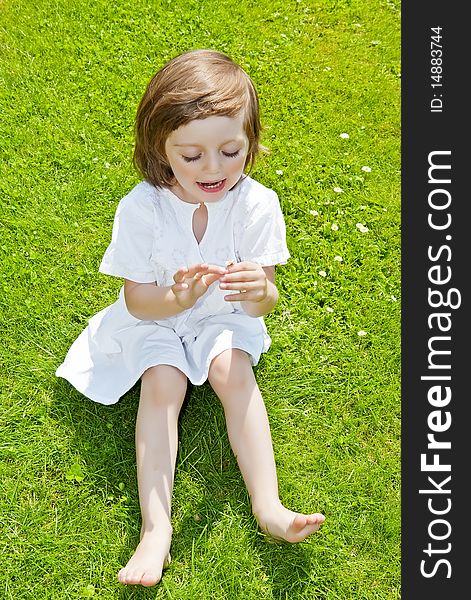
<box><xmin>173</xmin><ymin>267</ymin><xmax>189</xmax><ymax>283</ymax></box>
<box><xmin>186</xmin><ymin>263</ymin><xmax>208</xmax><ymax>277</ymax></box>
<box><xmin>220</xmin><ymin>271</ymin><xmax>257</xmax><ymax>283</ymax></box>
<box><xmin>219</xmin><ymin>281</ymin><xmax>254</xmax><ymax>291</ymax></box>
<box><xmin>205</xmin><ymin>264</ymin><xmax>228</xmax><ymax>276</ymax></box>
<box><xmin>224</xmin><ymin>291</ymin><xmax>250</xmax><ymax>302</ymax></box>
<box><xmin>225</xmin><ymin>261</ymin><xmax>259</xmax><ymax>273</ymax></box>
<box><xmin>203</xmin><ymin>272</ymin><xmax>224</xmax><ymax>287</ymax></box>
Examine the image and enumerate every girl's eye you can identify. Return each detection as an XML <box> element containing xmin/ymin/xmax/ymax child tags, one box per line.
<box><xmin>182</xmin><ymin>150</ymin><xmax>240</xmax><ymax>162</ymax></box>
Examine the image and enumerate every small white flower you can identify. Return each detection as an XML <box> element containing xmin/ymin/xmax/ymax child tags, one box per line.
<box><xmin>340</xmin><ymin>133</ymin><xmax>349</xmax><ymax>139</ymax></box>
<box><xmin>359</xmin><ymin>205</ymin><xmax>367</xmax><ymax>210</ymax></box>
<box><xmin>331</xmin><ymin>223</ymin><xmax>339</xmax><ymax>231</ymax></box>
<box><xmin>333</xmin><ymin>186</ymin><xmax>344</xmax><ymax>193</ymax></box>
<box><xmin>323</xmin><ymin>66</ymin><xmax>331</xmax><ymax>71</ymax></box>
<box><xmin>309</xmin><ymin>209</ymin><xmax>319</xmax><ymax>216</ymax></box>
<box><xmin>391</xmin><ymin>295</ymin><xmax>397</xmax><ymax>302</ymax></box>
<box><xmin>276</xmin><ymin>169</ymin><xmax>283</xmax><ymax>175</ymax></box>
<box><xmin>92</xmin><ymin>157</ymin><xmax>99</xmax><ymax>162</ymax></box>
<box><xmin>361</xmin><ymin>166</ymin><xmax>371</xmax><ymax>172</ymax></box>
<box><xmin>334</xmin><ymin>255</ymin><xmax>343</xmax><ymax>262</ymax></box>
<box><xmin>318</xmin><ymin>270</ymin><xmax>327</xmax><ymax>277</ymax></box>
<box><xmin>356</xmin><ymin>223</ymin><xmax>369</xmax><ymax>233</ymax></box>
<box><xmin>326</xmin><ymin>306</ymin><xmax>334</xmax><ymax>313</ymax></box>
<box><xmin>357</xmin><ymin>330</ymin><xmax>367</xmax><ymax>337</ymax></box>
<box><xmin>104</xmin><ymin>162</ymin><xmax>111</xmax><ymax>169</ymax></box>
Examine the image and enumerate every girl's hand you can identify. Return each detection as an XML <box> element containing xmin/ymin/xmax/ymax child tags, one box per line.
<box><xmin>171</xmin><ymin>263</ymin><xmax>226</xmax><ymax>310</ymax></box>
<box><xmin>219</xmin><ymin>261</ymin><xmax>270</xmax><ymax>303</ymax></box>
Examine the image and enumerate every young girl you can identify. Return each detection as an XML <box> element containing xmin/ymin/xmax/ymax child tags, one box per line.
<box><xmin>56</xmin><ymin>49</ymin><xmax>325</xmax><ymax>587</ymax></box>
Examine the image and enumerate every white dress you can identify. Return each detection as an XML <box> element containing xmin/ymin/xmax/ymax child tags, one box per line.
<box><xmin>56</xmin><ymin>175</ymin><xmax>290</xmax><ymax>405</ymax></box>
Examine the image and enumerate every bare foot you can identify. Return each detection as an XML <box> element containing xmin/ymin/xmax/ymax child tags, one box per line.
<box><xmin>254</xmin><ymin>503</ymin><xmax>325</xmax><ymax>543</ymax></box>
<box><xmin>117</xmin><ymin>529</ymin><xmax>172</xmax><ymax>587</ymax></box>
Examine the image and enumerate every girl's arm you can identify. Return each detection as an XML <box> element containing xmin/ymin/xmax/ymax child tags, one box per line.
<box><xmin>124</xmin><ymin>280</ymin><xmax>183</xmax><ymax>320</ymax></box>
<box><xmin>124</xmin><ymin>263</ymin><xmax>226</xmax><ymax>320</ymax></box>
<box><xmin>220</xmin><ymin>263</ymin><xmax>279</xmax><ymax>318</ymax></box>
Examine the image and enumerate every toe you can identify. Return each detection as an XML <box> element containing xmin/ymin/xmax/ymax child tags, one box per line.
<box><xmin>141</xmin><ymin>570</ymin><xmax>160</xmax><ymax>587</ymax></box>
<box><xmin>309</xmin><ymin>513</ymin><xmax>326</xmax><ymax>525</ymax></box>
<box><xmin>118</xmin><ymin>568</ymin><xmax>128</xmax><ymax>584</ymax></box>
<box><xmin>291</xmin><ymin>514</ymin><xmax>309</xmax><ymax>532</ymax></box>
<box><xmin>128</xmin><ymin>568</ymin><xmax>145</xmax><ymax>585</ymax></box>
<box><xmin>287</xmin><ymin>513</ymin><xmax>324</xmax><ymax>541</ymax></box>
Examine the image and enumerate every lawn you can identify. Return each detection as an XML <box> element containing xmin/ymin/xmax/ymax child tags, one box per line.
<box><xmin>0</xmin><ymin>0</ymin><xmax>401</xmax><ymax>598</ymax></box>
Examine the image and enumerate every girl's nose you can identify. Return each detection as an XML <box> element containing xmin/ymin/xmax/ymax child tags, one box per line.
<box><xmin>204</xmin><ymin>152</ymin><xmax>222</xmax><ymax>173</ymax></box>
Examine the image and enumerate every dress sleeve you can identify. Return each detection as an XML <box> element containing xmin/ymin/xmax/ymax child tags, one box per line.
<box><xmin>237</xmin><ymin>190</ymin><xmax>290</xmax><ymax>266</ymax></box>
<box><xmin>98</xmin><ymin>191</ymin><xmax>156</xmax><ymax>283</ymax></box>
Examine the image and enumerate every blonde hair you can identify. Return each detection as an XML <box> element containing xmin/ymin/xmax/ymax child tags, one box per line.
<box><xmin>133</xmin><ymin>49</ymin><xmax>264</xmax><ymax>187</ymax></box>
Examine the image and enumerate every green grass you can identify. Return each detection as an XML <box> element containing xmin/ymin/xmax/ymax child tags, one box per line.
<box><xmin>1</xmin><ymin>0</ymin><xmax>400</xmax><ymax>598</ymax></box>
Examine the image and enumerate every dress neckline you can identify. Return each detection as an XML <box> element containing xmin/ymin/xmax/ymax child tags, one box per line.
<box><xmin>161</xmin><ymin>186</ymin><xmax>230</xmax><ymax>212</ymax></box>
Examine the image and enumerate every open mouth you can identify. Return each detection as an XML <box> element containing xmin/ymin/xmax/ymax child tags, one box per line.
<box><xmin>197</xmin><ymin>179</ymin><xmax>226</xmax><ymax>193</ymax></box>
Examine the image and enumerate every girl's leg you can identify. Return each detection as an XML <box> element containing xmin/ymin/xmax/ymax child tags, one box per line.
<box><xmin>208</xmin><ymin>349</ymin><xmax>325</xmax><ymax>542</ymax></box>
<box><xmin>118</xmin><ymin>364</ymin><xmax>187</xmax><ymax>587</ymax></box>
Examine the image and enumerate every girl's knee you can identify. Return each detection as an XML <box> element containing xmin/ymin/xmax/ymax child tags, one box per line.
<box><xmin>208</xmin><ymin>349</ymin><xmax>253</xmax><ymax>390</ymax></box>
<box><xmin>141</xmin><ymin>364</ymin><xmax>187</xmax><ymax>403</ymax></box>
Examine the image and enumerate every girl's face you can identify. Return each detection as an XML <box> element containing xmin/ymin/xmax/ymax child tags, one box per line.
<box><xmin>164</xmin><ymin>113</ymin><xmax>249</xmax><ymax>204</ymax></box>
